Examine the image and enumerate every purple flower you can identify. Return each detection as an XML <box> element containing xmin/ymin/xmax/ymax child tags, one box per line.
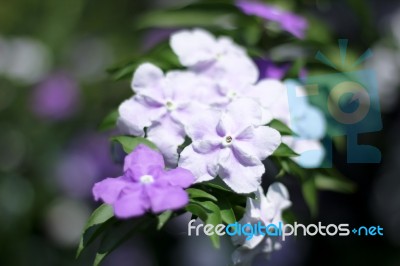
<box><xmin>255</xmin><ymin>59</ymin><xmax>291</xmax><ymax>80</ymax></box>
<box><xmin>118</xmin><ymin>63</ymin><xmax>216</xmax><ymax>166</ymax></box>
<box><xmin>236</xmin><ymin>1</ymin><xmax>308</xmax><ymax>39</ymax></box>
<box><xmin>30</xmin><ymin>71</ymin><xmax>80</xmax><ymax>120</ymax></box>
<box><xmin>178</xmin><ymin>99</ymin><xmax>281</xmax><ymax>193</ymax></box>
<box><xmin>93</xmin><ymin>144</ymin><xmax>194</xmax><ymax>218</ymax></box>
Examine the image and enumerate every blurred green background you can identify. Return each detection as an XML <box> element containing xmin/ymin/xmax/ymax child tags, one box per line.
<box><xmin>1</xmin><ymin>0</ymin><xmax>400</xmax><ymax>265</ymax></box>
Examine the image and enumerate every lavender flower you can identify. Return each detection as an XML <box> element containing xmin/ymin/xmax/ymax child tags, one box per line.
<box><xmin>118</xmin><ymin>63</ymin><xmax>216</xmax><ymax>166</ymax></box>
<box><xmin>170</xmin><ymin>28</ymin><xmax>259</xmax><ymax>84</ymax></box>
<box><xmin>31</xmin><ymin>72</ymin><xmax>80</xmax><ymax>120</ymax></box>
<box><xmin>93</xmin><ymin>144</ymin><xmax>194</xmax><ymax>218</ymax></box>
<box><xmin>236</xmin><ymin>1</ymin><xmax>308</xmax><ymax>39</ymax></box>
<box><xmin>179</xmin><ymin>98</ymin><xmax>281</xmax><ymax>193</ymax></box>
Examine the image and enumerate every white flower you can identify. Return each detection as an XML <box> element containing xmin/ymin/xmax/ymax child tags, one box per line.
<box><xmin>170</xmin><ymin>28</ymin><xmax>259</xmax><ymax>84</ymax></box>
<box><xmin>231</xmin><ymin>183</ymin><xmax>291</xmax><ymax>266</ymax></box>
<box><xmin>178</xmin><ymin>99</ymin><xmax>281</xmax><ymax>193</ymax></box>
<box><xmin>118</xmin><ymin>63</ymin><xmax>217</xmax><ymax>166</ymax></box>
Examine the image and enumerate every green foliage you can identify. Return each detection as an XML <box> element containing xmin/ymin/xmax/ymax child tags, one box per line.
<box><xmin>93</xmin><ymin>216</ymin><xmax>156</xmax><ymax>266</ymax></box>
<box><xmin>186</xmin><ymin>188</ymin><xmax>218</xmax><ymax>202</ymax></box>
<box><xmin>76</xmin><ymin>204</ymin><xmax>115</xmax><ymax>258</ymax></box>
<box><xmin>302</xmin><ymin>176</ymin><xmax>318</xmax><ymax>218</ymax></box>
<box><xmin>98</xmin><ymin>109</ymin><xmax>118</xmax><ymax>131</ymax></box>
<box><xmin>108</xmin><ymin>42</ymin><xmax>182</xmax><ymax>81</ymax></box>
<box><xmin>111</xmin><ymin>135</ymin><xmax>158</xmax><ymax>153</ymax></box>
<box><xmin>272</xmin><ymin>143</ymin><xmax>299</xmax><ymax>157</ymax></box>
<box><xmin>186</xmin><ymin>200</ymin><xmax>222</xmax><ymax>248</ymax></box>
<box><xmin>268</xmin><ymin>119</ymin><xmax>297</xmax><ymax>136</ymax></box>
<box><xmin>157</xmin><ymin>211</ymin><xmax>173</xmax><ymax>230</ymax></box>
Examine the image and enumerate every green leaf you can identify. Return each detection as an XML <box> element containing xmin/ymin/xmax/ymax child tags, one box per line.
<box><xmin>268</xmin><ymin>119</ymin><xmax>296</xmax><ymax>136</ymax></box>
<box><xmin>157</xmin><ymin>211</ymin><xmax>173</xmax><ymax>230</ymax></box>
<box><xmin>282</xmin><ymin>209</ymin><xmax>296</xmax><ymax>224</ymax></box>
<box><xmin>136</xmin><ymin>10</ymin><xmax>235</xmax><ymax>29</ymax></box>
<box><xmin>108</xmin><ymin>43</ymin><xmax>182</xmax><ymax>81</ymax></box>
<box><xmin>76</xmin><ymin>204</ymin><xmax>115</xmax><ymax>258</ymax></box>
<box><xmin>187</xmin><ymin>188</ymin><xmax>218</xmax><ymax>202</ymax></box>
<box><xmin>111</xmin><ymin>136</ymin><xmax>157</xmax><ymax>153</ymax></box>
<box><xmin>218</xmin><ymin>197</ymin><xmax>236</xmax><ymax>224</ymax></box>
<box><xmin>272</xmin><ymin>157</ymin><xmax>307</xmax><ymax>179</ymax></box>
<box><xmin>242</xmin><ymin>18</ymin><xmax>262</xmax><ymax>46</ymax></box>
<box><xmin>93</xmin><ymin>217</ymin><xmax>154</xmax><ymax>266</ymax></box>
<box><xmin>232</xmin><ymin>205</ymin><xmax>245</xmax><ymax>221</ymax></box>
<box><xmin>186</xmin><ymin>200</ymin><xmax>222</xmax><ymax>248</ymax></box>
<box><xmin>314</xmin><ymin>173</ymin><xmax>356</xmax><ymax>194</ymax></box>
<box><xmin>98</xmin><ymin>109</ymin><xmax>118</xmax><ymax>131</ymax></box>
<box><xmin>302</xmin><ymin>177</ymin><xmax>318</xmax><ymax>218</ymax></box>
<box><xmin>272</xmin><ymin>143</ymin><xmax>299</xmax><ymax>157</ymax></box>
<box><xmin>202</xmin><ymin>178</ymin><xmax>234</xmax><ymax>193</ymax></box>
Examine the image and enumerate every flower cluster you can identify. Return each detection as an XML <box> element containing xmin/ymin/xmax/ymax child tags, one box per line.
<box><xmin>92</xmin><ymin>28</ymin><xmax>326</xmax><ymax>265</ymax></box>
<box><xmin>118</xmin><ymin>29</ymin><xmax>285</xmax><ymax>193</ymax></box>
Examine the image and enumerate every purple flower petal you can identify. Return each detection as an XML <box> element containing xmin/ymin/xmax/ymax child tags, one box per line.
<box><xmin>161</xmin><ymin>167</ymin><xmax>195</xmax><ymax>188</ymax></box>
<box><xmin>93</xmin><ymin>144</ymin><xmax>194</xmax><ymax>219</ymax></box>
<box><xmin>123</xmin><ymin>144</ymin><xmax>165</xmax><ymax>179</ymax></box>
<box><xmin>92</xmin><ymin>176</ymin><xmax>138</xmax><ymax>204</ymax></box>
<box><xmin>236</xmin><ymin>0</ymin><xmax>308</xmax><ymax>39</ymax></box>
<box><xmin>113</xmin><ymin>189</ymin><xmax>149</xmax><ymax>218</ymax></box>
<box><xmin>147</xmin><ymin>185</ymin><xmax>189</xmax><ymax>213</ymax></box>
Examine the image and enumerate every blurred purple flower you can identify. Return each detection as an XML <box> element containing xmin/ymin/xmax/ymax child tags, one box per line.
<box><xmin>93</xmin><ymin>144</ymin><xmax>194</xmax><ymax>218</ymax></box>
<box><xmin>31</xmin><ymin>72</ymin><xmax>80</xmax><ymax>120</ymax></box>
<box><xmin>255</xmin><ymin>59</ymin><xmax>291</xmax><ymax>80</ymax></box>
<box><xmin>55</xmin><ymin>133</ymin><xmax>120</xmax><ymax>199</ymax></box>
<box><xmin>236</xmin><ymin>0</ymin><xmax>308</xmax><ymax>39</ymax></box>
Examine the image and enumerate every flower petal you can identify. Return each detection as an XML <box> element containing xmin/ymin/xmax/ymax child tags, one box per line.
<box><xmin>132</xmin><ymin>63</ymin><xmax>164</xmax><ymax>96</ymax></box>
<box><xmin>290</xmin><ymin>138</ymin><xmax>325</xmax><ymax>168</ymax></box>
<box><xmin>218</xmin><ymin>148</ymin><xmax>264</xmax><ymax>193</ymax></box>
<box><xmin>123</xmin><ymin>144</ymin><xmax>165</xmax><ymax>178</ymax></box>
<box><xmin>113</xmin><ymin>188</ymin><xmax>148</xmax><ymax>218</ymax></box>
<box><xmin>178</xmin><ymin>145</ymin><xmax>219</xmax><ymax>183</ymax></box>
<box><xmin>92</xmin><ymin>176</ymin><xmax>133</xmax><ymax>204</ymax></box>
<box><xmin>263</xmin><ymin>182</ymin><xmax>291</xmax><ymax>222</ymax></box>
<box><xmin>147</xmin><ymin>185</ymin><xmax>189</xmax><ymax>213</ymax></box>
<box><xmin>235</xmin><ymin>126</ymin><xmax>281</xmax><ymax>161</ymax></box>
<box><xmin>160</xmin><ymin>167</ymin><xmax>195</xmax><ymax>188</ymax></box>
<box><xmin>147</xmin><ymin>115</ymin><xmax>186</xmax><ymax>167</ymax></box>
<box><xmin>192</xmin><ymin>139</ymin><xmax>221</xmax><ymax>154</ymax></box>
<box><xmin>225</xmin><ymin>98</ymin><xmax>264</xmax><ymax>133</ymax></box>
<box><xmin>206</xmin><ymin>53</ymin><xmax>259</xmax><ymax>85</ymax></box>
<box><xmin>170</xmin><ymin>29</ymin><xmax>217</xmax><ymax>67</ymax></box>
<box><xmin>118</xmin><ymin>97</ymin><xmax>165</xmax><ymax>136</ymax></box>
<box><xmin>247</xmin><ymin>79</ymin><xmax>287</xmax><ymax>109</ymax></box>
<box><xmin>184</xmin><ymin>108</ymin><xmax>221</xmax><ymax>141</ymax></box>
